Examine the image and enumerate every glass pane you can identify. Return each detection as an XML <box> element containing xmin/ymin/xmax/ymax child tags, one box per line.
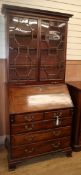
<box><xmin>40</xmin><ymin>19</ymin><xmax>66</xmax><ymax>81</ymax></box>
<box><xmin>9</xmin><ymin>16</ymin><xmax>38</xmax><ymax>82</ymax></box>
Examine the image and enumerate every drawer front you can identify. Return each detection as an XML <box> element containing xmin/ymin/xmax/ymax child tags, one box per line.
<box><xmin>11</xmin><ymin>137</ymin><xmax>71</xmax><ymax>159</ymax></box>
<box><xmin>45</xmin><ymin>109</ymin><xmax>73</xmax><ymax>120</ymax></box>
<box><xmin>10</xmin><ymin>112</ymin><xmax>44</xmax><ymax>124</ymax></box>
<box><xmin>11</xmin><ymin>126</ymin><xmax>71</xmax><ymax>146</ymax></box>
<box><xmin>10</xmin><ymin>109</ymin><xmax>73</xmax><ymax>125</ymax></box>
<box><xmin>11</xmin><ymin>117</ymin><xmax>72</xmax><ymax>134</ymax></box>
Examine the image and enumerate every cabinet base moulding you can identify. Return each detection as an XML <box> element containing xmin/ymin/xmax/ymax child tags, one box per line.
<box><xmin>8</xmin><ymin>148</ymin><xmax>72</xmax><ymax>171</ymax></box>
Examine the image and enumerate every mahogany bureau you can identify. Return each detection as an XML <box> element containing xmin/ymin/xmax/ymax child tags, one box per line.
<box><xmin>8</xmin><ymin>84</ymin><xmax>73</xmax><ymax>169</ymax></box>
<box><xmin>2</xmin><ymin>5</ymin><xmax>73</xmax><ymax>170</ymax></box>
<box><xmin>67</xmin><ymin>82</ymin><xmax>81</xmax><ymax>151</ymax></box>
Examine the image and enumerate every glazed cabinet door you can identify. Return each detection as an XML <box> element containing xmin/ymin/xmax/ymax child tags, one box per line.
<box><xmin>40</xmin><ymin>19</ymin><xmax>67</xmax><ymax>83</ymax></box>
<box><xmin>9</xmin><ymin>15</ymin><xmax>39</xmax><ymax>82</ymax></box>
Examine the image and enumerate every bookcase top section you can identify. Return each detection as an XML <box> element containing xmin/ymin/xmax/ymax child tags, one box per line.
<box><xmin>2</xmin><ymin>4</ymin><xmax>73</xmax><ymax>85</ymax></box>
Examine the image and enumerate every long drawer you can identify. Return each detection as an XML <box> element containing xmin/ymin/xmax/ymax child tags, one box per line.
<box><xmin>11</xmin><ymin>137</ymin><xmax>71</xmax><ymax>159</ymax></box>
<box><xmin>10</xmin><ymin>109</ymin><xmax>72</xmax><ymax>124</ymax></box>
<box><xmin>11</xmin><ymin>126</ymin><xmax>71</xmax><ymax>146</ymax></box>
<box><xmin>11</xmin><ymin>117</ymin><xmax>72</xmax><ymax>134</ymax></box>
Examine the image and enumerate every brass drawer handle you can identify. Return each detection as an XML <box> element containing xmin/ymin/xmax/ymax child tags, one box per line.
<box><xmin>24</xmin><ymin>148</ymin><xmax>34</xmax><ymax>153</ymax></box>
<box><xmin>25</xmin><ymin>125</ymin><xmax>28</xmax><ymax>129</ymax></box>
<box><xmin>24</xmin><ymin>125</ymin><xmax>33</xmax><ymax>131</ymax></box>
<box><xmin>29</xmin><ymin>148</ymin><xmax>34</xmax><ymax>153</ymax></box>
<box><xmin>53</xmin><ymin>112</ymin><xmax>62</xmax><ymax>118</ymax></box>
<box><xmin>53</xmin><ymin>130</ymin><xmax>61</xmax><ymax>136</ymax></box>
<box><xmin>52</xmin><ymin>142</ymin><xmax>61</xmax><ymax>148</ymax></box>
<box><xmin>24</xmin><ymin>149</ymin><xmax>28</xmax><ymax>153</ymax></box>
<box><xmin>24</xmin><ymin>115</ymin><xmax>34</xmax><ymax>122</ymax></box>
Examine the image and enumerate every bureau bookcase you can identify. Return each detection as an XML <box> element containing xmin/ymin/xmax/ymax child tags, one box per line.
<box><xmin>2</xmin><ymin>5</ymin><xmax>73</xmax><ymax>170</ymax></box>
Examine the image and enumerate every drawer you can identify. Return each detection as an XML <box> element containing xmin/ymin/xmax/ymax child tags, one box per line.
<box><xmin>10</xmin><ymin>112</ymin><xmax>44</xmax><ymax>124</ymax></box>
<box><xmin>11</xmin><ymin>117</ymin><xmax>72</xmax><ymax>134</ymax></box>
<box><xmin>45</xmin><ymin>109</ymin><xmax>73</xmax><ymax>120</ymax></box>
<box><xmin>11</xmin><ymin>137</ymin><xmax>71</xmax><ymax>159</ymax></box>
<box><xmin>11</xmin><ymin>126</ymin><xmax>71</xmax><ymax>146</ymax></box>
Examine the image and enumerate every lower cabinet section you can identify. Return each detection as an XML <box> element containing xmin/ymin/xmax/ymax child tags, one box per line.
<box><xmin>8</xmin><ymin>108</ymin><xmax>73</xmax><ymax>170</ymax></box>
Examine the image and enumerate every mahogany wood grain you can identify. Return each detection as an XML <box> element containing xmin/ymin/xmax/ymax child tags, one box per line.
<box><xmin>67</xmin><ymin>81</ymin><xmax>81</xmax><ymax>151</ymax></box>
<box><xmin>9</xmin><ymin>84</ymin><xmax>73</xmax><ymax>114</ymax></box>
